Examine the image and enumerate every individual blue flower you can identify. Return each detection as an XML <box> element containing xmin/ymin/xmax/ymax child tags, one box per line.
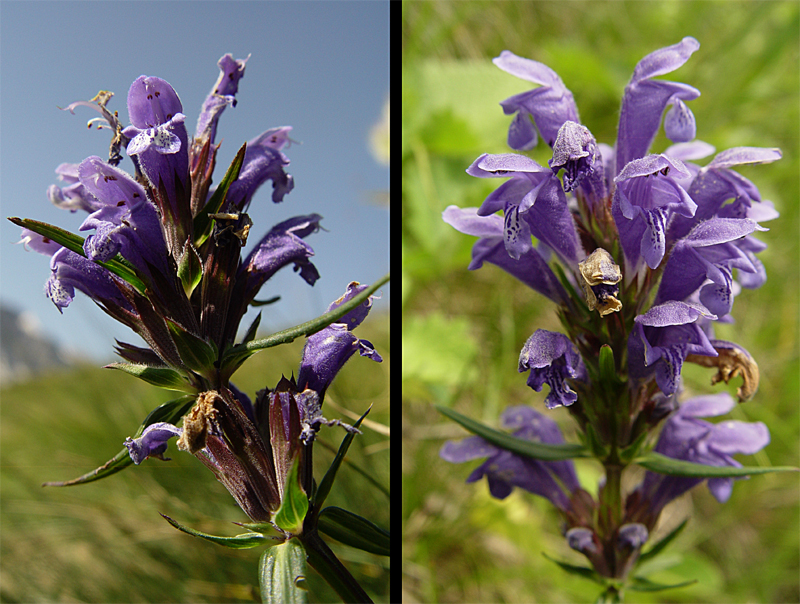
<box><xmin>441</xmin><ymin>206</ymin><xmax>569</xmax><ymax>305</ymax></box>
<box><xmin>47</xmin><ymin>163</ymin><xmax>98</xmax><ymax>213</ymax></box>
<box><xmin>549</xmin><ymin>120</ymin><xmax>607</xmax><ymax>206</ymax></box>
<box><xmin>297</xmin><ymin>282</ymin><xmax>383</xmax><ymax>398</ymax></box>
<box><xmin>656</xmin><ymin>217</ymin><xmax>766</xmax><ymax>315</ymax></box>
<box><xmin>612</xmin><ymin>153</ymin><xmax>696</xmax><ymax>271</ymax></box>
<box><xmin>123</xmin><ymin>75</ymin><xmax>191</xmax><ymax>231</ymax></box>
<box><xmin>195</xmin><ymin>53</ymin><xmax>250</xmax><ymax>146</ymax></box>
<box><xmin>467</xmin><ymin>153</ymin><xmax>582</xmax><ymax>264</ymax></box>
<box><xmin>672</xmin><ymin>147</ymin><xmax>782</xmax><ymax>234</ymax></box>
<box><xmin>615</xmin><ymin>36</ymin><xmax>701</xmax><ymax>172</ymax></box>
<box><xmin>225</xmin><ymin>127</ymin><xmax>295</xmax><ymax>208</ymax></box>
<box><xmin>124</xmin><ymin>422</ymin><xmax>183</xmax><ymax>464</ymax></box>
<box><xmin>628</xmin><ymin>301</ymin><xmax>718</xmax><ymax>396</ymax></box>
<box><xmin>492</xmin><ymin>50</ymin><xmax>580</xmax><ymax>150</ymax></box>
<box><xmin>77</xmin><ymin>156</ymin><xmax>172</xmax><ymax>287</ymax></box>
<box><xmin>635</xmin><ymin>393</ymin><xmax>769</xmax><ymax>518</ymax></box>
<box><xmin>440</xmin><ymin>405</ymin><xmax>579</xmax><ymax>510</ymax></box>
<box><xmin>519</xmin><ymin>329</ymin><xmax>586</xmax><ymax>409</ymax></box>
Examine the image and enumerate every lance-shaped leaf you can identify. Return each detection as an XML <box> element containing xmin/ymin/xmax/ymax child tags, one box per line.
<box><xmin>220</xmin><ymin>274</ymin><xmax>389</xmax><ymax>380</ymax></box>
<box><xmin>318</xmin><ymin>506</ymin><xmax>389</xmax><ymax>557</ymax></box>
<box><xmin>193</xmin><ymin>142</ymin><xmax>246</xmax><ymax>247</ymax></box>
<box><xmin>314</xmin><ymin>407</ymin><xmax>371</xmax><ymax>510</ymax></box>
<box><xmin>627</xmin><ymin>575</ymin><xmax>698</xmax><ymax>593</ymax></box>
<box><xmin>635</xmin><ymin>451</ymin><xmax>799</xmax><ymax>478</ymax></box>
<box><xmin>260</xmin><ymin>539</ymin><xmax>308</xmax><ymax>604</ymax></box>
<box><xmin>176</xmin><ymin>239</ymin><xmax>203</xmax><ymax>298</ymax></box>
<box><xmin>43</xmin><ymin>395</ymin><xmax>195</xmax><ymax>486</ymax></box>
<box><xmin>161</xmin><ymin>514</ymin><xmax>272</xmax><ymax>549</ymax></box>
<box><xmin>8</xmin><ymin>217</ymin><xmax>146</xmax><ymax>293</ymax></box>
<box><xmin>436</xmin><ymin>404</ymin><xmax>590</xmax><ymax>461</ymax></box>
<box><xmin>541</xmin><ymin>552</ymin><xmax>604</xmax><ymax>585</ymax></box>
<box><xmin>166</xmin><ymin>318</ymin><xmax>218</xmax><ymax>376</ymax></box>
<box><xmin>274</xmin><ymin>458</ymin><xmax>308</xmax><ymax>534</ymax></box>
<box><xmin>105</xmin><ymin>362</ymin><xmax>197</xmax><ymax>393</ymax></box>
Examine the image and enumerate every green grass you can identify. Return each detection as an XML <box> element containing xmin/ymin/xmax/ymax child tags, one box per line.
<box><xmin>1</xmin><ymin>315</ymin><xmax>389</xmax><ymax>603</ymax></box>
<box><xmin>402</xmin><ymin>2</ymin><xmax>799</xmax><ymax>602</ymax></box>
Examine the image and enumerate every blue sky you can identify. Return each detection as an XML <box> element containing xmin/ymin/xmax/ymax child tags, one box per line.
<box><xmin>0</xmin><ymin>1</ymin><xmax>389</xmax><ymax>362</ymax></box>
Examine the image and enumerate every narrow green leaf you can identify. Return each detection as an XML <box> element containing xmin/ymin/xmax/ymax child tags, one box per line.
<box><xmin>193</xmin><ymin>143</ymin><xmax>247</xmax><ymax>247</ymax></box>
<box><xmin>627</xmin><ymin>575</ymin><xmax>697</xmax><ymax>592</ymax></box>
<box><xmin>637</xmin><ymin>518</ymin><xmax>688</xmax><ymax>564</ymax></box>
<box><xmin>318</xmin><ymin>506</ymin><xmax>389</xmax><ymax>556</ymax></box>
<box><xmin>541</xmin><ymin>552</ymin><xmax>604</xmax><ymax>585</ymax></box>
<box><xmin>635</xmin><ymin>451</ymin><xmax>799</xmax><ymax>478</ymax></box>
<box><xmin>139</xmin><ymin>394</ymin><xmax>197</xmax><ymax>426</ymax></box>
<box><xmin>274</xmin><ymin>459</ymin><xmax>309</xmax><ymax>534</ymax></box>
<box><xmin>105</xmin><ymin>362</ymin><xmax>196</xmax><ymax>393</ymax></box>
<box><xmin>42</xmin><ymin>395</ymin><xmax>195</xmax><ymax>487</ymax></box>
<box><xmin>161</xmin><ymin>514</ymin><xmax>271</xmax><ymax>549</ymax></box>
<box><xmin>618</xmin><ymin>430</ymin><xmax>649</xmax><ymax>465</ymax></box>
<box><xmin>241</xmin><ymin>311</ymin><xmax>262</xmax><ymax>345</ymax></box>
<box><xmin>42</xmin><ymin>447</ymin><xmax>133</xmax><ymax>487</ymax></box>
<box><xmin>436</xmin><ymin>405</ymin><xmax>590</xmax><ymax>461</ymax></box>
<box><xmin>221</xmin><ymin>274</ymin><xmax>389</xmax><ymax>378</ymax></box>
<box><xmin>9</xmin><ymin>217</ymin><xmax>146</xmax><ymax>293</ymax></box>
<box><xmin>314</xmin><ymin>407</ymin><xmax>371</xmax><ymax>509</ymax></box>
<box><xmin>260</xmin><ymin>539</ymin><xmax>308</xmax><ymax>604</ymax></box>
<box><xmin>166</xmin><ymin>319</ymin><xmax>218</xmax><ymax>375</ymax></box>
<box><xmin>302</xmin><ymin>531</ymin><xmax>372</xmax><ymax>603</ymax></box>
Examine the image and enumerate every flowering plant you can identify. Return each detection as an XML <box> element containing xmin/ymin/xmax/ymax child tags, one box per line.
<box><xmin>11</xmin><ymin>54</ymin><xmax>388</xmax><ymax>603</ymax></box>
<box><xmin>439</xmin><ymin>37</ymin><xmax>794</xmax><ymax>601</ymax></box>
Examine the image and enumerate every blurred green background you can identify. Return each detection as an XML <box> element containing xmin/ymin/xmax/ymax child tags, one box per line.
<box><xmin>1</xmin><ymin>318</ymin><xmax>389</xmax><ymax>602</ymax></box>
<box><xmin>403</xmin><ymin>2</ymin><xmax>798</xmax><ymax>603</ymax></box>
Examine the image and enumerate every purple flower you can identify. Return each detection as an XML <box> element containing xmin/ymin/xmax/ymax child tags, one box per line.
<box><xmin>635</xmin><ymin>393</ymin><xmax>769</xmax><ymax>518</ymax></box>
<box><xmin>615</xmin><ymin>36</ymin><xmax>701</xmax><ymax>172</ymax></box>
<box><xmin>442</xmin><ymin>206</ymin><xmax>569</xmax><ymax>305</ymax></box>
<box><xmin>466</xmin><ymin>153</ymin><xmax>582</xmax><ymax>264</ymax></box>
<box><xmin>612</xmin><ymin>154</ymin><xmax>697</xmax><ymax>271</ymax></box>
<box><xmin>77</xmin><ymin>156</ymin><xmax>169</xmax><ymax>277</ymax></box>
<box><xmin>47</xmin><ymin>163</ymin><xmax>98</xmax><ymax>213</ymax></box>
<box><xmin>628</xmin><ymin>301</ymin><xmax>717</xmax><ymax>396</ymax></box>
<box><xmin>440</xmin><ymin>405</ymin><xmax>579</xmax><ymax>510</ymax></box>
<box><xmin>549</xmin><ymin>120</ymin><xmax>607</xmax><ymax>206</ymax></box>
<box><xmin>195</xmin><ymin>53</ymin><xmax>249</xmax><ymax>146</ymax></box>
<box><xmin>225</xmin><ymin>127</ymin><xmax>295</xmax><ymax>208</ymax></box>
<box><xmin>518</xmin><ymin>330</ymin><xmax>586</xmax><ymax>409</ymax></box>
<box><xmin>123</xmin><ymin>76</ymin><xmax>191</xmax><ymax>230</ymax></box>
<box><xmin>124</xmin><ymin>422</ymin><xmax>183</xmax><ymax>465</ymax></box>
<box><xmin>656</xmin><ymin>218</ymin><xmax>766</xmax><ymax>315</ymax></box>
<box><xmin>492</xmin><ymin>50</ymin><xmax>580</xmax><ymax>151</ymax></box>
<box><xmin>297</xmin><ymin>282</ymin><xmax>383</xmax><ymax>398</ymax></box>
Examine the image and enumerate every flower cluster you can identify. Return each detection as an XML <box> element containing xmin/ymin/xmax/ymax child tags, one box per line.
<box><xmin>14</xmin><ymin>53</ymin><xmax>384</xmax><ymax>601</ymax></box>
<box><xmin>441</xmin><ymin>37</ymin><xmax>781</xmax><ymax>589</ymax></box>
